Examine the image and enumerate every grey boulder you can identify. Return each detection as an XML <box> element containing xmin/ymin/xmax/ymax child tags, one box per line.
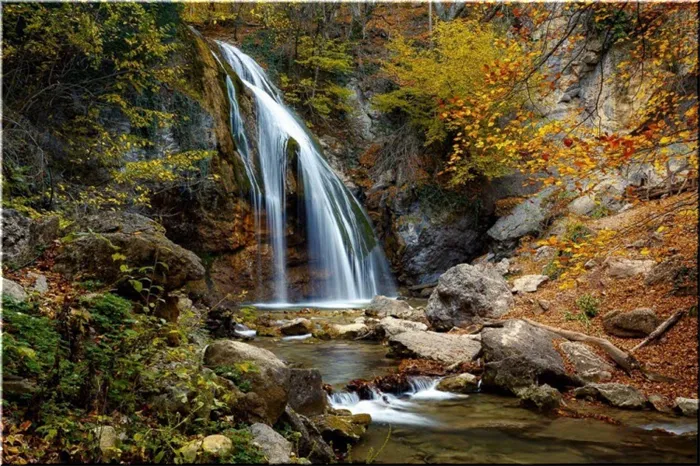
<box><xmin>426</xmin><ymin>263</ymin><xmax>514</xmax><ymax>331</ymax></box>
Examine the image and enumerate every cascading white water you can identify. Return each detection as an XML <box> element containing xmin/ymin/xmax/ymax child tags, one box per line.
<box><xmin>216</xmin><ymin>41</ymin><xmax>396</xmax><ymax>306</ymax></box>
<box><xmin>328</xmin><ymin>376</ymin><xmax>468</xmax><ymax>426</ymax></box>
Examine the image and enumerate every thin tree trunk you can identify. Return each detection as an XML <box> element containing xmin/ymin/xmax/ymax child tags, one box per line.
<box><xmin>631</xmin><ymin>309</ymin><xmax>687</xmax><ymax>353</ymax></box>
<box><xmin>521</xmin><ymin>318</ymin><xmax>640</xmax><ymax>373</ymax></box>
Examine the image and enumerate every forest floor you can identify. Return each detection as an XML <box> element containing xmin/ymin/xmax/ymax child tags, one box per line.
<box><xmin>504</xmin><ymin>192</ymin><xmax>698</xmax><ymax>400</ymax></box>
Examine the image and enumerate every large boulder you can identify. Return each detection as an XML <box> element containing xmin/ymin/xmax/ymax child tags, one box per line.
<box><xmin>426</xmin><ymin>263</ymin><xmax>514</xmax><ymax>331</ymax></box>
<box><xmin>481</xmin><ymin>320</ymin><xmax>577</xmax><ymax>393</ymax></box>
<box><xmin>376</xmin><ymin>317</ymin><xmax>427</xmax><ymax>338</ymax></box>
<box><xmin>388</xmin><ymin>331</ymin><xmax>481</xmax><ymax>365</ymax></box>
<box><xmin>288</xmin><ymin>369</ymin><xmax>328</xmax><ymax>416</ymax></box>
<box><xmin>2</xmin><ymin>278</ymin><xmax>27</xmax><ymax>302</ymax></box>
<box><xmin>602</xmin><ymin>309</ymin><xmax>659</xmax><ymax>338</ymax></box>
<box><xmin>574</xmin><ymin>383</ymin><xmax>647</xmax><ymax>409</ymax></box>
<box><xmin>1</xmin><ymin>209</ymin><xmax>60</xmax><ymax>267</ymax></box>
<box><xmin>366</xmin><ymin>295</ymin><xmax>423</xmax><ymax>321</ymax></box>
<box><xmin>204</xmin><ymin>340</ymin><xmax>290</xmax><ymax>424</ymax></box>
<box><xmin>250</xmin><ymin>423</ymin><xmax>292</xmax><ymax>464</ymax></box>
<box><xmin>559</xmin><ymin>342</ymin><xmax>613</xmax><ymax>383</ymax></box>
<box><xmin>55</xmin><ymin>212</ymin><xmax>204</xmax><ymax>291</ymax></box>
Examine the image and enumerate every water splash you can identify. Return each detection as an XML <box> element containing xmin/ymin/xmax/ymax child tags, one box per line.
<box><xmin>328</xmin><ymin>376</ymin><xmax>466</xmax><ymax>426</ymax></box>
<box><xmin>215</xmin><ymin>40</ymin><xmax>396</xmax><ymax>305</ymax></box>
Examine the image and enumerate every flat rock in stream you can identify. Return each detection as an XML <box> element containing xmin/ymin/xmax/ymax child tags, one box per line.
<box><xmin>388</xmin><ymin>331</ymin><xmax>481</xmax><ymax>365</ymax></box>
<box><xmin>332</xmin><ymin>323</ymin><xmax>369</xmax><ymax>339</ymax></box>
<box><xmin>376</xmin><ymin>317</ymin><xmax>427</xmax><ymax>338</ymax></box>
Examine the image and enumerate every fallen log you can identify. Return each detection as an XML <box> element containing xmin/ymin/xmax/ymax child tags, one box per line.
<box><xmin>630</xmin><ymin>309</ymin><xmax>686</xmax><ymax>354</ymax></box>
<box><xmin>521</xmin><ymin>318</ymin><xmax>640</xmax><ymax>374</ymax></box>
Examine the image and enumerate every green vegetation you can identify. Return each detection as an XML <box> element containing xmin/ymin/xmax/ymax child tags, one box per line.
<box><xmin>1</xmin><ymin>291</ymin><xmax>262</xmax><ymax>464</ymax></box>
<box><xmin>2</xmin><ymin>2</ymin><xmax>216</xmax><ymax>215</ymax></box>
<box><xmin>575</xmin><ymin>293</ymin><xmax>600</xmax><ymax>318</ymax></box>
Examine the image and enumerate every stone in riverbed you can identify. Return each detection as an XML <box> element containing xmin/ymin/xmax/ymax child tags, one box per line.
<box><xmin>288</xmin><ymin>368</ymin><xmax>328</xmax><ymax>416</ymax></box>
<box><xmin>674</xmin><ymin>397</ymin><xmax>699</xmax><ymax>417</ymax></box>
<box><xmin>280</xmin><ymin>318</ymin><xmax>314</xmax><ymax>336</ymax></box>
<box><xmin>366</xmin><ymin>295</ymin><xmax>423</xmax><ymax>321</ymax></box>
<box><xmin>481</xmin><ymin>320</ymin><xmax>577</xmax><ymax>394</ymax></box>
<box><xmin>515</xmin><ymin>384</ymin><xmax>562</xmax><ymax>413</ymax></box>
<box><xmin>426</xmin><ymin>263</ymin><xmax>514</xmax><ymax>331</ymax></box>
<box><xmin>332</xmin><ymin>323</ymin><xmax>369</xmax><ymax>339</ymax></box>
<box><xmin>574</xmin><ymin>383</ymin><xmax>647</xmax><ymax>409</ymax></box>
<box><xmin>602</xmin><ymin>308</ymin><xmax>659</xmax><ymax>338</ymax></box>
<box><xmin>437</xmin><ymin>373</ymin><xmax>479</xmax><ymax>394</ymax></box>
<box><xmin>511</xmin><ymin>275</ymin><xmax>549</xmax><ymax>293</ymax></box>
<box><xmin>388</xmin><ymin>330</ymin><xmax>481</xmax><ymax>365</ymax></box>
<box><xmin>311</xmin><ymin>413</ymin><xmax>371</xmax><ymax>445</ymax></box>
<box><xmin>279</xmin><ymin>407</ymin><xmax>335</xmax><ymax>464</ymax></box>
<box><xmin>250</xmin><ymin>423</ymin><xmax>292</xmax><ymax>464</ymax></box>
<box><xmin>559</xmin><ymin>341</ymin><xmax>614</xmax><ymax>383</ymax></box>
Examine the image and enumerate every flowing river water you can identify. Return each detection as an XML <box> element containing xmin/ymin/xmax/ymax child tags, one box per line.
<box><xmin>252</xmin><ymin>319</ymin><xmax>698</xmax><ymax>464</ymax></box>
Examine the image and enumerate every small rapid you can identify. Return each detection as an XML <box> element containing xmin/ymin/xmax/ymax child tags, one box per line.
<box><xmin>329</xmin><ymin>377</ymin><xmax>467</xmax><ymax>426</ymax></box>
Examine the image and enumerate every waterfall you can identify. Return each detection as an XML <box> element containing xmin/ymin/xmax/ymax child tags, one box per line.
<box><xmin>215</xmin><ymin>40</ymin><xmax>396</xmax><ymax>306</ymax></box>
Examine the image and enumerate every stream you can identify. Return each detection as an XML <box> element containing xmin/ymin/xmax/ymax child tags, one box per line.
<box><xmin>253</xmin><ymin>325</ymin><xmax>698</xmax><ymax>464</ymax></box>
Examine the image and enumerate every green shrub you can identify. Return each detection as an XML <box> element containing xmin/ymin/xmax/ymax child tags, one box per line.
<box><xmin>589</xmin><ymin>204</ymin><xmax>611</xmax><ymax>219</ymax></box>
<box><xmin>543</xmin><ymin>259</ymin><xmax>563</xmax><ymax>280</ymax></box>
<box><xmin>564</xmin><ymin>222</ymin><xmax>593</xmax><ymax>242</ymax></box>
<box><xmin>575</xmin><ymin>294</ymin><xmax>600</xmax><ymax>318</ymax></box>
<box><xmin>2</xmin><ymin>296</ymin><xmax>60</xmax><ymax>378</ymax></box>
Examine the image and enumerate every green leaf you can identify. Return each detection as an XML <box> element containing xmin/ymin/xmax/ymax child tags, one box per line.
<box><xmin>129</xmin><ymin>280</ymin><xmax>143</xmax><ymax>293</ymax></box>
<box><xmin>119</xmin><ymin>264</ymin><xmax>130</xmax><ymax>273</ymax></box>
<box><xmin>111</xmin><ymin>252</ymin><xmax>127</xmax><ymax>262</ymax></box>
<box><xmin>154</xmin><ymin>450</ymin><xmax>165</xmax><ymax>463</ymax></box>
